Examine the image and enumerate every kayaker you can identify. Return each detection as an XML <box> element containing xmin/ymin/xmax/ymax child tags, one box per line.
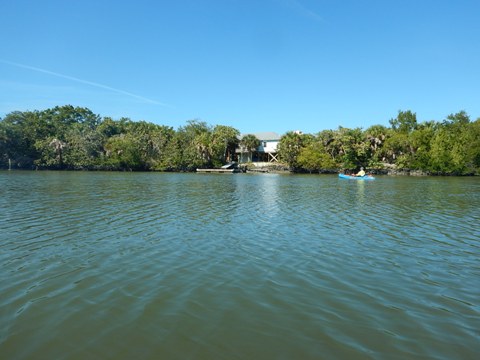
<box><xmin>355</xmin><ymin>167</ymin><xmax>366</xmax><ymax>177</ymax></box>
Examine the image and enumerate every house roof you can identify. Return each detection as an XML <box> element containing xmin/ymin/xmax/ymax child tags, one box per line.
<box><xmin>241</xmin><ymin>132</ymin><xmax>280</xmax><ymax>141</ymax></box>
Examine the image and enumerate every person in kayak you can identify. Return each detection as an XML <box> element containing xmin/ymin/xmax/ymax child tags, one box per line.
<box><xmin>355</xmin><ymin>167</ymin><xmax>366</xmax><ymax>177</ymax></box>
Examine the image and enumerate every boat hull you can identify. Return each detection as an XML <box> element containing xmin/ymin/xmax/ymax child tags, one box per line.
<box><xmin>338</xmin><ymin>174</ymin><xmax>375</xmax><ymax>180</ymax></box>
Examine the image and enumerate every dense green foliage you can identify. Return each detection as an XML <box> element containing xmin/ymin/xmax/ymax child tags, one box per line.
<box><xmin>277</xmin><ymin>110</ymin><xmax>480</xmax><ymax>175</ymax></box>
<box><xmin>1</xmin><ymin>106</ymin><xmax>479</xmax><ymax>174</ymax></box>
<box><xmin>0</xmin><ymin>105</ymin><xmax>238</xmax><ymax>171</ymax></box>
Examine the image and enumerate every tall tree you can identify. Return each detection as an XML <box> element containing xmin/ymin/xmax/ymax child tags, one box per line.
<box><xmin>240</xmin><ymin>134</ymin><xmax>260</xmax><ymax>162</ymax></box>
<box><xmin>0</xmin><ymin>110</ymin><xmax>44</xmax><ymax>168</ymax></box>
<box><xmin>364</xmin><ymin>124</ymin><xmax>389</xmax><ymax>165</ymax></box>
<box><xmin>174</xmin><ymin>120</ymin><xmax>212</xmax><ymax>170</ymax></box>
<box><xmin>277</xmin><ymin>131</ymin><xmax>313</xmax><ymax>169</ymax></box>
<box><xmin>467</xmin><ymin>119</ymin><xmax>480</xmax><ymax>173</ymax></box>
<box><xmin>429</xmin><ymin>111</ymin><xmax>473</xmax><ymax>174</ymax></box>
<box><xmin>211</xmin><ymin>125</ymin><xmax>240</xmax><ymax>166</ymax></box>
<box><xmin>389</xmin><ymin>110</ymin><xmax>417</xmax><ymax>133</ymax></box>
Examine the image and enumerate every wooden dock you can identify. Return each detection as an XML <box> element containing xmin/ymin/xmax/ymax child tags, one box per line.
<box><xmin>196</xmin><ymin>168</ymin><xmax>242</xmax><ymax>173</ymax></box>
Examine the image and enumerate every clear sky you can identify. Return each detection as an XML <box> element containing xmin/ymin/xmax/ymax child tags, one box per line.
<box><xmin>1</xmin><ymin>0</ymin><xmax>479</xmax><ymax>135</ymax></box>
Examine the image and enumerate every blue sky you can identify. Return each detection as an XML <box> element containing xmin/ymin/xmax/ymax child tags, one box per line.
<box><xmin>1</xmin><ymin>0</ymin><xmax>479</xmax><ymax>135</ymax></box>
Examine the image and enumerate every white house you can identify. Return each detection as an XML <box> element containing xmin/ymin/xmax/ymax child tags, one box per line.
<box><xmin>237</xmin><ymin>132</ymin><xmax>280</xmax><ymax>164</ymax></box>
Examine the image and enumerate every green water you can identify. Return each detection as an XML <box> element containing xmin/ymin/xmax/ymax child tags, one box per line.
<box><xmin>1</xmin><ymin>171</ymin><xmax>479</xmax><ymax>359</ymax></box>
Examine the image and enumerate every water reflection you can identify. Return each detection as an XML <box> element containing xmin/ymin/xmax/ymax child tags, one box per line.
<box><xmin>253</xmin><ymin>173</ymin><xmax>281</xmax><ymax>219</ymax></box>
<box><xmin>354</xmin><ymin>180</ymin><xmax>366</xmax><ymax>204</ymax></box>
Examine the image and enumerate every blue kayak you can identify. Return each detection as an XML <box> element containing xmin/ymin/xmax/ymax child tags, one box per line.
<box><xmin>339</xmin><ymin>173</ymin><xmax>375</xmax><ymax>180</ymax></box>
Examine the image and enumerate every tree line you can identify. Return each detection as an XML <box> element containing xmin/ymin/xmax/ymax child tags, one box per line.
<box><xmin>1</xmin><ymin>105</ymin><xmax>479</xmax><ymax>174</ymax></box>
<box><xmin>279</xmin><ymin>110</ymin><xmax>480</xmax><ymax>175</ymax></box>
<box><xmin>0</xmin><ymin>105</ymin><xmax>241</xmax><ymax>171</ymax></box>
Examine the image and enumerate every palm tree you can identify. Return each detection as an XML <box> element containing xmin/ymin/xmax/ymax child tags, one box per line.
<box><xmin>240</xmin><ymin>134</ymin><xmax>260</xmax><ymax>162</ymax></box>
<box><xmin>49</xmin><ymin>138</ymin><xmax>67</xmax><ymax>168</ymax></box>
<box><xmin>365</xmin><ymin>125</ymin><xmax>389</xmax><ymax>162</ymax></box>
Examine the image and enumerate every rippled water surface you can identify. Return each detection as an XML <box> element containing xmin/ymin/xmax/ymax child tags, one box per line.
<box><xmin>1</xmin><ymin>171</ymin><xmax>479</xmax><ymax>359</ymax></box>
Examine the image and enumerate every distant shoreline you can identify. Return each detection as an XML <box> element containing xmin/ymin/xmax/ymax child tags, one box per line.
<box><xmin>2</xmin><ymin>167</ymin><xmax>478</xmax><ymax>177</ymax></box>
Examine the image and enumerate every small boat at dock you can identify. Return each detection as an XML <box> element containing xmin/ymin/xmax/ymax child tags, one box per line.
<box><xmin>196</xmin><ymin>168</ymin><xmax>241</xmax><ymax>173</ymax></box>
<box><xmin>196</xmin><ymin>162</ymin><xmax>244</xmax><ymax>173</ymax></box>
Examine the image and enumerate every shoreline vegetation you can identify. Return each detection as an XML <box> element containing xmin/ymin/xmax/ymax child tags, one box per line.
<box><xmin>1</xmin><ymin>105</ymin><xmax>479</xmax><ymax>175</ymax></box>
